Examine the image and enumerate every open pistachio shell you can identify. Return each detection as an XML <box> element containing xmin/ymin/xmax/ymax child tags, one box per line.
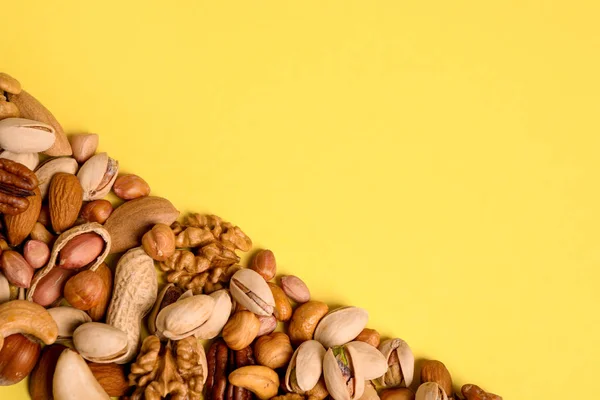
<box><xmin>314</xmin><ymin>306</ymin><xmax>369</xmax><ymax>348</ymax></box>
<box><xmin>345</xmin><ymin>341</ymin><xmax>388</xmax><ymax>380</ymax></box>
<box><xmin>229</xmin><ymin>268</ymin><xmax>275</xmax><ymax>316</ymax></box>
<box><xmin>77</xmin><ymin>152</ymin><xmax>119</xmax><ymax>201</ymax></box>
<box><xmin>415</xmin><ymin>382</ymin><xmax>448</xmax><ymax>400</ymax></box>
<box><xmin>72</xmin><ymin>322</ymin><xmax>128</xmax><ymax>363</ymax></box>
<box><xmin>147</xmin><ymin>283</ymin><xmax>184</xmax><ymax>335</ymax></box>
<box><xmin>359</xmin><ymin>382</ymin><xmax>380</xmax><ymax>400</ymax></box>
<box><xmin>376</xmin><ymin>338</ymin><xmax>414</xmax><ymax>388</ymax></box>
<box><xmin>155</xmin><ymin>294</ymin><xmax>215</xmax><ymax>340</ymax></box>
<box><xmin>323</xmin><ymin>346</ymin><xmax>365</xmax><ymax>400</ymax></box>
<box><xmin>27</xmin><ymin>223</ymin><xmax>111</xmax><ymax>303</ymax></box>
<box><xmin>48</xmin><ymin>306</ymin><xmax>92</xmax><ymax>339</ymax></box>
<box><xmin>285</xmin><ymin>340</ymin><xmax>326</xmax><ymax>393</ymax></box>
<box><xmin>195</xmin><ymin>289</ymin><xmax>233</xmax><ymax>340</ymax></box>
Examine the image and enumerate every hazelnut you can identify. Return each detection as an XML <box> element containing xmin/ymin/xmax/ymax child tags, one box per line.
<box><xmin>222</xmin><ymin>310</ymin><xmax>260</xmax><ymax>350</ymax></box>
<box><xmin>381</xmin><ymin>388</ymin><xmax>415</xmax><ymax>400</ymax></box>
<box><xmin>80</xmin><ymin>200</ymin><xmax>113</xmax><ymax>224</ymax></box>
<box><xmin>355</xmin><ymin>328</ymin><xmax>381</xmax><ymax>348</ymax></box>
<box><xmin>64</xmin><ymin>270</ymin><xmax>105</xmax><ymax>310</ymax></box>
<box><xmin>254</xmin><ymin>332</ymin><xmax>293</xmax><ymax>369</ymax></box>
<box><xmin>142</xmin><ymin>223</ymin><xmax>176</xmax><ymax>261</ymax></box>
<box><xmin>250</xmin><ymin>249</ymin><xmax>277</xmax><ymax>281</ymax></box>
<box><xmin>23</xmin><ymin>240</ymin><xmax>51</xmax><ymax>269</ymax></box>
<box><xmin>112</xmin><ymin>174</ymin><xmax>150</xmax><ymax>200</ymax></box>
<box><xmin>0</xmin><ymin>334</ymin><xmax>41</xmax><ymax>386</ymax></box>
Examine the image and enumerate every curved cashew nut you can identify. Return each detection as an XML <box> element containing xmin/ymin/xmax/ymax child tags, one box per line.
<box><xmin>0</xmin><ymin>299</ymin><xmax>58</xmax><ymax>351</ymax></box>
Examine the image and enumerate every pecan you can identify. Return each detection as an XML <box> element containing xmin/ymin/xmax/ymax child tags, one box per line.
<box><xmin>206</xmin><ymin>339</ymin><xmax>255</xmax><ymax>400</ymax></box>
<box><xmin>0</xmin><ymin>158</ymin><xmax>38</xmax><ymax>215</ymax></box>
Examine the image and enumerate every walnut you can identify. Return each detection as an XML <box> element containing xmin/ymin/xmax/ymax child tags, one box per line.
<box><xmin>128</xmin><ymin>335</ymin><xmax>207</xmax><ymax>400</ymax></box>
<box><xmin>160</xmin><ymin>214</ymin><xmax>251</xmax><ymax>294</ymax></box>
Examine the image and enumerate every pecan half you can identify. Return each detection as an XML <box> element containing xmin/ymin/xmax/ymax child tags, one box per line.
<box><xmin>0</xmin><ymin>158</ymin><xmax>38</xmax><ymax>214</ymax></box>
<box><xmin>206</xmin><ymin>339</ymin><xmax>255</xmax><ymax>400</ymax></box>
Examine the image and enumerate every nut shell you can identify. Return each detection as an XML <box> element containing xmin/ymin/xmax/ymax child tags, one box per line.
<box><xmin>314</xmin><ymin>306</ymin><xmax>368</xmax><ymax>348</ymax></box>
<box><xmin>230</xmin><ymin>268</ymin><xmax>276</xmax><ymax>316</ymax></box>
<box><xmin>73</xmin><ymin>322</ymin><xmax>128</xmax><ymax>363</ymax></box>
<box><xmin>285</xmin><ymin>339</ymin><xmax>326</xmax><ymax>393</ymax></box>
<box><xmin>155</xmin><ymin>294</ymin><xmax>215</xmax><ymax>340</ymax></box>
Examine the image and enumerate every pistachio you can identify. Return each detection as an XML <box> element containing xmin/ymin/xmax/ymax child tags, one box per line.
<box><xmin>194</xmin><ymin>289</ymin><xmax>232</xmax><ymax>340</ymax></box>
<box><xmin>360</xmin><ymin>382</ymin><xmax>381</xmax><ymax>400</ymax></box>
<box><xmin>415</xmin><ymin>382</ymin><xmax>447</xmax><ymax>400</ymax></box>
<box><xmin>147</xmin><ymin>283</ymin><xmax>184</xmax><ymax>335</ymax></box>
<box><xmin>72</xmin><ymin>322</ymin><xmax>128</xmax><ymax>363</ymax></box>
<box><xmin>257</xmin><ymin>314</ymin><xmax>277</xmax><ymax>337</ymax></box>
<box><xmin>77</xmin><ymin>153</ymin><xmax>119</xmax><ymax>201</ymax></box>
<box><xmin>35</xmin><ymin>157</ymin><xmax>79</xmax><ymax>199</ymax></box>
<box><xmin>314</xmin><ymin>306</ymin><xmax>368</xmax><ymax>348</ymax></box>
<box><xmin>285</xmin><ymin>340</ymin><xmax>326</xmax><ymax>393</ymax></box>
<box><xmin>154</xmin><ymin>294</ymin><xmax>215</xmax><ymax>340</ymax></box>
<box><xmin>48</xmin><ymin>306</ymin><xmax>92</xmax><ymax>339</ymax></box>
<box><xmin>229</xmin><ymin>269</ymin><xmax>275</xmax><ymax>316</ymax></box>
<box><xmin>0</xmin><ymin>118</ymin><xmax>55</xmax><ymax>153</ymax></box>
<box><xmin>0</xmin><ymin>151</ymin><xmax>38</xmax><ymax>170</ymax></box>
<box><xmin>376</xmin><ymin>338</ymin><xmax>414</xmax><ymax>388</ymax></box>
<box><xmin>323</xmin><ymin>345</ymin><xmax>364</xmax><ymax>400</ymax></box>
<box><xmin>344</xmin><ymin>341</ymin><xmax>387</xmax><ymax>380</ymax></box>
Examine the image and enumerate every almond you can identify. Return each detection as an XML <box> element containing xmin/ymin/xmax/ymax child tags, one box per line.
<box><xmin>49</xmin><ymin>173</ymin><xmax>83</xmax><ymax>233</ymax></box>
<box><xmin>7</xmin><ymin>90</ymin><xmax>72</xmax><ymax>156</ymax></box>
<box><xmin>104</xmin><ymin>196</ymin><xmax>179</xmax><ymax>254</ymax></box>
<box><xmin>421</xmin><ymin>360</ymin><xmax>453</xmax><ymax>397</ymax></box>
<box><xmin>4</xmin><ymin>187</ymin><xmax>42</xmax><ymax>246</ymax></box>
<box><xmin>87</xmin><ymin>362</ymin><xmax>131</xmax><ymax>397</ymax></box>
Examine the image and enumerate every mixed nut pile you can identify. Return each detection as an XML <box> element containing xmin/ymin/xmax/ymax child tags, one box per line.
<box><xmin>0</xmin><ymin>72</ymin><xmax>502</xmax><ymax>400</ymax></box>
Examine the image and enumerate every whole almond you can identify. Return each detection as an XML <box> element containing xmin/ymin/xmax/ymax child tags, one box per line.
<box><xmin>29</xmin><ymin>344</ymin><xmax>67</xmax><ymax>400</ymax></box>
<box><xmin>250</xmin><ymin>249</ymin><xmax>277</xmax><ymax>281</ymax></box>
<box><xmin>31</xmin><ymin>268</ymin><xmax>75</xmax><ymax>306</ymax></box>
<box><xmin>142</xmin><ymin>223</ymin><xmax>175</xmax><ymax>261</ymax></box>
<box><xmin>87</xmin><ymin>263</ymin><xmax>113</xmax><ymax>321</ymax></box>
<box><xmin>69</xmin><ymin>134</ymin><xmax>99</xmax><ymax>164</ymax></box>
<box><xmin>421</xmin><ymin>360</ymin><xmax>453</xmax><ymax>396</ymax></box>
<box><xmin>4</xmin><ymin>187</ymin><xmax>42</xmax><ymax>246</ymax></box>
<box><xmin>80</xmin><ymin>200</ymin><xmax>113</xmax><ymax>224</ymax></box>
<box><xmin>87</xmin><ymin>362</ymin><xmax>130</xmax><ymax>396</ymax></box>
<box><xmin>23</xmin><ymin>240</ymin><xmax>50</xmax><ymax>269</ymax></box>
<box><xmin>104</xmin><ymin>196</ymin><xmax>179</xmax><ymax>254</ymax></box>
<box><xmin>7</xmin><ymin>90</ymin><xmax>72</xmax><ymax>156</ymax></box>
<box><xmin>112</xmin><ymin>174</ymin><xmax>150</xmax><ymax>200</ymax></box>
<box><xmin>58</xmin><ymin>232</ymin><xmax>105</xmax><ymax>269</ymax></box>
<box><xmin>49</xmin><ymin>173</ymin><xmax>83</xmax><ymax>233</ymax></box>
<box><xmin>64</xmin><ymin>270</ymin><xmax>104</xmax><ymax>310</ymax></box>
<box><xmin>280</xmin><ymin>275</ymin><xmax>310</xmax><ymax>303</ymax></box>
<box><xmin>0</xmin><ymin>250</ymin><xmax>34</xmax><ymax>288</ymax></box>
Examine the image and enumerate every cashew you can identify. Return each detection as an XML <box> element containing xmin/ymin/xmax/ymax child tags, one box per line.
<box><xmin>0</xmin><ymin>300</ymin><xmax>58</xmax><ymax>351</ymax></box>
<box><xmin>228</xmin><ymin>365</ymin><xmax>280</xmax><ymax>400</ymax></box>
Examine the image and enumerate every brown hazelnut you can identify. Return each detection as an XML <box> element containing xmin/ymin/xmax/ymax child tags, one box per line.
<box><xmin>64</xmin><ymin>270</ymin><xmax>105</xmax><ymax>310</ymax></box>
<box><xmin>254</xmin><ymin>332</ymin><xmax>293</xmax><ymax>369</ymax></box>
<box><xmin>381</xmin><ymin>388</ymin><xmax>415</xmax><ymax>400</ymax></box>
<box><xmin>112</xmin><ymin>174</ymin><xmax>150</xmax><ymax>200</ymax></box>
<box><xmin>142</xmin><ymin>223</ymin><xmax>176</xmax><ymax>261</ymax></box>
<box><xmin>250</xmin><ymin>249</ymin><xmax>277</xmax><ymax>281</ymax></box>
<box><xmin>0</xmin><ymin>334</ymin><xmax>41</xmax><ymax>386</ymax></box>
<box><xmin>354</xmin><ymin>328</ymin><xmax>381</xmax><ymax>348</ymax></box>
<box><xmin>222</xmin><ymin>311</ymin><xmax>260</xmax><ymax>350</ymax></box>
<box><xmin>80</xmin><ymin>200</ymin><xmax>113</xmax><ymax>224</ymax></box>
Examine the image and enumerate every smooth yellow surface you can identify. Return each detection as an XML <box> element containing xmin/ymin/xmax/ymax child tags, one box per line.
<box><xmin>2</xmin><ymin>1</ymin><xmax>599</xmax><ymax>398</ymax></box>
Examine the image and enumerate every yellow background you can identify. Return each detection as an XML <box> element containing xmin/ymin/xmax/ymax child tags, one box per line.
<box><xmin>2</xmin><ymin>1</ymin><xmax>600</xmax><ymax>398</ymax></box>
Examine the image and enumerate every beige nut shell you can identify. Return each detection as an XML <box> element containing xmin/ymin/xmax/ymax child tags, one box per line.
<box><xmin>27</xmin><ymin>223</ymin><xmax>111</xmax><ymax>302</ymax></box>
